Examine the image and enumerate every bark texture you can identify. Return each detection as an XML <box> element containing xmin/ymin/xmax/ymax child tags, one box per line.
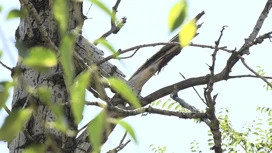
<box><xmin>10</xmin><ymin>0</ymin><xmax>84</xmax><ymax>152</ymax></box>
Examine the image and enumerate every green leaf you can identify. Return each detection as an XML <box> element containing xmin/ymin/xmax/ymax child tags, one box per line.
<box><xmin>0</xmin><ymin>108</ymin><xmax>33</xmax><ymax>142</ymax></box>
<box><xmin>23</xmin><ymin>46</ymin><xmax>57</xmax><ymax>69</ymax></box>
<box><xmin>0</xmin><ymin>81</ymin><xmax>13</xmax><ymax>110</ymax></box>
<box><xmin>208</xmin><ymin>142</ymin><xmax>214</xmax><ymax>146</ymax></box>
<box><xmin>88</xmin><ymin>110</ymin><xmax>106</xmax><ymax>153</ymax></box>
<box><xmin>94</xmin><ymin>38</ymin><xmax>120</xmax><ymax>59</ymax></box>
<box><xmin>162</xmin><ymin>101</ymin><xmax>167</xmax><ymax>108</ymax></box>
<box><xmin>7</xmin><ymin>9</ymin><xmax>20</xmax><ymax>19</ymax></box>
<box><xmin>252</xmin><ymin>132</ymin><xmax>259</xmax><ymax>136</ymax></box>
<box><xmin>53</xmin><ymin>0</ymin><xmax>69</xmax><ymax>35</ymax></box>
<box><xmin>90</xmin><ymin>0</ymin><xmax>111</xmax><ymax>16</ymax></box>
<box><xmin>168</xmin><ymin>0</ymin><xmax>187</xmax><ymax>32</ymax></box>
<box><xmin>59</xmin><ymin>34</ymin><xmax>76</xmax><ymax>87</ymax></box>
<box><xmin>167</xmin><ymin>102</ymin><xmax>175</xmax><ymax>109</ymax></box>
<box><xmin>71</xmin><ymin>69</ymin><xmax>91</xmax><ymax>124</ymax></box>
<box><xmin>0</xmin><ymin>6</ymin><xmax>2</xmax><ymax>12</ymax></box>
<box><xmin>7</xmin><ymin>8</ymin><xmax>27</xmax><ymax>20</ymax></box>
<box><xmin>118</xmin><ymin>120</ymin><xmax>137</xmax><ymax>143</ymax></box>
<box><xmin>106</xmin><ymin>78</ymin><xmax>140</xmax><ymax>108</ymax></box>
<box><xmin>156</xmin><ymin>100</ymin><xmax>161</xmax><ymax>106</ymax></box>
<box><xmin>174</xmin><ymin>104</ymin><xmax>181</xmax><ymax>110</ymax></box>
<box><xmin>109</xmin><ymin>118</ymin><xmax>138</xmax><ymax>143</ymax></box>
<box><xmin>179</xmin><ymin>19</ymin><xmax>197</xmax><ymax>47</ymax></box>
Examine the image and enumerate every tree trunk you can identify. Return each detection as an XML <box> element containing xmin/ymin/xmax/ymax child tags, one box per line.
<box><xmin>9</xmin><ymin>0</ymin><xmax>86</xmax><ymax>152</ymax></box>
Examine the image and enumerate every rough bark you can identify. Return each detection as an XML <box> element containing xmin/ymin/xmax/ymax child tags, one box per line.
<box><xmin>9</xmin><ymin>0</ymin><xmax>128</xmax><ymax>152</ymax></box>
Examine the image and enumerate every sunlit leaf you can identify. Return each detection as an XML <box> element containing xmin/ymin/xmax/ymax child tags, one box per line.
<box><xmin>167</xmin><ymin>102</ymin><xmax>175</xmax><ymax>109</ymax></box>
<box><xmin>46</xmin><ymin>121</ymin><xmax>76</xmax><ymax>137</ymax></box>
<box><xmin>106</xmin><ymin>78</ymin><xmax>140</xmax><ymax>108</ymax></box>
<box><xmin>0</xmin><ymin>108</ymin><xmax>33</xmax><ymax>142</ymax></box>
<box><xmin>174</xmin><ymin>104</ymin><xmax>181</xmax><ymax>110</ymax></box>
<box><xmin>23</xmin><ymin>46</ymin><xmax>57</xmax><ymax>69</ymax></box>
<box><xmin>168</xmin><ymin>0</ymin><xmax>187</xmax><ymax>32</ymax></box>
<box><xmin>179</xmin><ymin>19</ymin><xmax>197</xmax><ymax>47</ymax></box>
<box><xmin>71</xmin><ymin>69</ymin><xmax>91</xmax><ymax>124</ymax></box>
<box><xmin>94</xmin><ymin>38</ymin><xmax>120</xmax><ymax>59</ymax></box>
<box><xmin>59</xmin><ymin>34</ymin><xmax>76</xmax><ymax>87</ymax></box>
<box><xmin>90</xmin><ymin>0</ymin><xmax>111</xmax><ymax>16</ymax></box>
<box><xmin>7</xmin><ymin>8</ymin><xmax>27</xmax><ymax>20</ymax></box>
<box><xmin>88</xmin><ymin>110</ymin><xmax>106</xmax><ymax>153</ymax></box>
<box><xmin>0</xmin><ymin>81</ymin><xmax>13</xmax><ymax>110</ymax></box>
<box><xmin>252</xmin><ymin>132</ymin><xmax>259</xmax><ymax>136</ymax></box>
<box><xmin>156</xmin><ymin>100</ymin><xmax>161</xmax><ymax>106</ymax></box>
<box><xmin>7</xmin><ymin>9</ymin><xmax>20</xmax><ymax>19</ymax></box>
<box><xmin>162</xmin><ymin>101</ymin><xmax>167</xmax><ymax>108</ymax></box>
<box><xmin>0</xmin><ymin>6</ymin><xmax>2</xmax><ymax>13</ymax></box>
<box><xmin>109</xmin><ymin>118</ymin><xmax>138</xmax><ymax>143</ymax></box>
<box><xmin>53</xmin><ymin>0</ymin><xmax>68</xmax><ymax>35</ymax></box>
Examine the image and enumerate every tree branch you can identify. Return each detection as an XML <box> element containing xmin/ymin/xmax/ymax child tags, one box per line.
<box><xmin>242</xmin><ymin>0</ymin><xmax>272</xmax><ymax>55</ymax></box>
<box><xmin>0</xmin><ymin>61</ymin><xmax>12</xmax><ymax>71</ymax></box>
<box><xmin>204</xmin><ymin>26</ymin><xmax>227</xmax><ymax>153</ymax></box>
<box><xmin>228</xmin><ymin>74</ymin><xmax>272</xmax><ymax>80</ymax></box>
<box><xmin>125</xmin><ymin>11</ymin><xmax>205</xmax><ymax>95</ymax></box>
<box><xmin>107</xmin><ymin>105</ymin><xmax>207</xmax><ymax>119</ymax></box>
<box><xmin>98</xmin><ymin>41</ymin><xmax>233</xmax><ymax>65</ymax></box>
<box><xmin>179</xmin><ymin>73</ymin><xmax>206</xmax><ymax>105</ymax></box>
<box><xmin>107</xmin><ymin>132</ymin><xmax>130</xmax><ymax>153</ymax></box>
<box><xmin>94</xmin><ymin>0</ymin><xmax>126</xmax><ymax>45</ymax></box>
<box><xmin>224</xmin><ymin>0</ymin><xmax>272</xmax><ymax>76</ymax></box>
<box><xmin>239</xmin><ymin>56</ymin><xmax>272</xmax><ymax>89</ymax></box>
<box><xmin>170</xmin><ymin>87</ymin><xmax>210</xmax><ymax>125</ymax></box>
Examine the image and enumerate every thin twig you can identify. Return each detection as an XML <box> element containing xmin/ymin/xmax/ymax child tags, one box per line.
<box><xmin>119</xmin><ymin>132</ymin><xmax>127</xmax><ymax>145</ymax></box>
<box><xmin>77</xmin><ymin>101</ymin><xmax>106</xmax><ymax>132</ymax></box>
<box><xmin>170</xmin><ymin>86</ymin><xmax>210</xmax><ymax>125</ymax></box>
<box><xmin>228</xmin><ymin>74</ymin><xmax>272</xmax><ymax>80</ymax></box>
<box><xmin>190</xmin><ymin>42</ymin><xmax>233</xmax><ymax>53</ymax></box>
<box><xmin>85</xmin><ymin>2</ymin><xmax>93</xmax><ymax>17</ymax></box>
<box><xmin>107</xmin><ymin>139</ymin><xmax>131</xmax><ymax>153</ymax></box>
<box><xmin>94</xmin><ymin>0</ymin><xmax>125</xmax><ymax>45</ymax></box>
<box><xmin>85</xmin><ymin>101</ymin><xmax>106</xmax><ymax>108</ymax></box>
<box><xmin>179</xmin><ymin>73</ymin><xmax>206</xmax><ymax>105</ymax></box>
<box><xmin>98</xmin><ymin>41</ymin><xmax>231</xmax><ymax>64</ymax></box>
<box><xmin>118</xmin><ymin>49</ymin><xmax>139</xmax><ymax>60</ymax></box>
<box><xmin>0</xmin><ymin>61</ymin><xmax>12</xmax><ymax>71</ymax></box>
<box><xmin>3</xmin><ymin>105</ymin><xmax>11</xmax><ymax>114</ymax></box>
<box><xmin>239</xmin><ymin>56</ymin><xmax>272</xmax><ymax>89</ymax></box>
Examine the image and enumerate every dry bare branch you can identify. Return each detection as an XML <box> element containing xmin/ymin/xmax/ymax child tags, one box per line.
<box><xmin>239</xmin><ymin>56</ymin><xmax>272</xmax><ymax>89</ymax></box>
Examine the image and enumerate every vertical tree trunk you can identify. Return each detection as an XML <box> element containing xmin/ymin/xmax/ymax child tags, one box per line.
<box><xmin>9</xmin><ymin>0</ymin><xmax>84</xmax><ymax>152</ymax></box>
